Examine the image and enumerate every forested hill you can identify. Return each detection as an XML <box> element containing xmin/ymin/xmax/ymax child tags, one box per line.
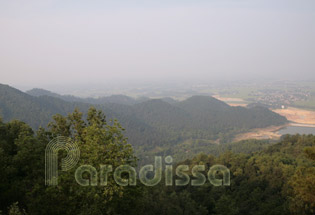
<box><xmin>26</xmin><ymin>88</ymin><xmax>148</xmax><ymax>105</ymax></box>
<box><xmin>27</xmin><ymin>88</ymin><xmax>178</xmax><ymax>105</ymax></box>
<box><xmin>0</xmin><ymin>114</ymin><xmax>314</xmax><ymax>214</ymax></box>
<box><xmin>1</xmin><ymin>84</ymin><xmax>287</xmax><ymax>150</ymax></box>
<box><xmin>0</xmin><ymin>84</ymin><xmax>88</xmax><ymax>127</ymax></box>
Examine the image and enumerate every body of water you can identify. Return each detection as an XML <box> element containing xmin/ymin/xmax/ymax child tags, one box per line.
<box><xmin>278</xmin><ymin>126</ymin><xmax>315</xmax><ymax>135</ymax></box>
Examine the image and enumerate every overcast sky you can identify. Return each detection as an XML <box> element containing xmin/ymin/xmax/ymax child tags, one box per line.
<box><xmin>1</xmin><ymin>0</ymin><xmax>314</xmax><ymax>90</ymax></box>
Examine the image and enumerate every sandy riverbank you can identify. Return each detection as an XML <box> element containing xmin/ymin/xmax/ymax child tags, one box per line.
<box><xmin>233</xmin><ymin>125</ymin><xmax>286</xmax><ymax>142</ymax></box>
<box><xmin>273</xmin><ymin>107</ymin><xmax>315</xmax><ymax>125</ymax></box>
<box><xmin>215</xmin><ymin>96</ymin><xmax>315</xmax><ymax>141</ymax></box>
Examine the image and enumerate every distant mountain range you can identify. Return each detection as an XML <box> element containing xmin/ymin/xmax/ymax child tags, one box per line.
<box><xmin>26</xmin><ymin>88</ymin><xmax>177</xmax><ymax>105</ymax></box>
<box><xmin>0</xmin><ymin>84</ymin><xmax>288</xmax><ymax>155</ymax></box>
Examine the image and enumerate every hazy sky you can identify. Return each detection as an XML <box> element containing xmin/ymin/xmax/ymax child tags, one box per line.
<box><xmin>1</xmin><ymin>0</ymin><xmax>314</xmax><ymax>89</ymax></box>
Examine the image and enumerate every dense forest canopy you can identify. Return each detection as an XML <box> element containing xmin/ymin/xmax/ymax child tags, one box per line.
<box><xmin>0</xmin><ymin>84</ymin><xmax>287</xmax><ymax>161</ymax></box>
<box><xmin>0</xmin><ymin>108</ymin><xmax>314</xmax><ymax>215</ymax></box>
<box><xmin>2</xmin><ymin>84</ymin><xmax>313</xmax><ymax>215</ymax></box>
<box><xmin>1</xmin><ymin>0</ymin><xmax>314</xmax><ymax>214</ymax></box>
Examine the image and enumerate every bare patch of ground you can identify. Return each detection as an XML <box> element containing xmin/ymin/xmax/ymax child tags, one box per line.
<box><xmin>213</xmin><ymin>100</ymin><xmax>315</xmax><ymax>141</ymax></box>
<box><xmin>273</xmin><ymin>107</ymin><xmax>315</xmax><ymax>125</ymax></box>
<box><xmin>213</xmin><ymin>95</ymin><xmax>245</xmax><ymax>102</ymax></box>
<box><xmin>228</xmin><ymin>103</ymin><xmax>248</xmax><ymax>107</ymax></box>
<box><xmin>213</xmin><ymin>95</ymin><xmax>248</xmax><ymax>107</ymax></box>
<box><xmin>233</xmin><ymin>125</ymin><xmax>287</xmax><ymax>142</ymax></box>
<box><xmin>234</xmin><ymin>107</ymin><xmax>315</xmax><ymax>141</ymax></box>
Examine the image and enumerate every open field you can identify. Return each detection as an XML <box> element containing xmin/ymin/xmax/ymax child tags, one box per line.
<box><xmin>213</xmin><ymin>95</ymin><xmax>245</xmax><ymax>102</ymax></box>
<box><xmin>215</xmin><ymin>95</ymin><xmax>315</xmax><ymax>125</ymax></box>
<box><xmin>228</xmin><ymin>103</ymin><xmax>248</xmax><ymax>107</ymax></box>
<box><xmin>213</xmin><ymin>95</ymin><xmax>248</xmax><ymax>106</ymax></box>
<box><xmin>293</xmin><ymin>96</ymin><xmax>315</xmax><ymax>110</ymax></box>
<box><xmin>273</xmin><ymin>107</ymin><xmax>315</xmax><ymax>125</ymax></box>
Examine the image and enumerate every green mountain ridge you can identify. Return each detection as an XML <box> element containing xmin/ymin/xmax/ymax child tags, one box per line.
<box><xmin>26</xmin><ymin>88</ymin><xmax>150</xmax><ymax>105</ymax></box>
<box><xmin>1</xmin><ymin>84</ymin><xmax>288</xmax><ymax>156</ymax></box>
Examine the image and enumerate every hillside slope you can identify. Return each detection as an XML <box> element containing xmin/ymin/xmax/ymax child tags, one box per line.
<box><xmin>1</xmin><ymin>84</ymin><xmax>288</xmax><ymax>150</ymax></box>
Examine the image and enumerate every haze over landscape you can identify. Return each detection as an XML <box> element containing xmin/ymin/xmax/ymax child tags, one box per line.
<box><xmin>0</xmin><ymin>1</ymin><xmax>315</xmax><ymax>215</ymax></box>
<box><xmin>1</xmin><ymin>0</ymin><xmax>315</xmax><ymax>92</ymax></box>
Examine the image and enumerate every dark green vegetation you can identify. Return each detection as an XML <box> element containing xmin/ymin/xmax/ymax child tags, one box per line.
<box><xmin>0</xmin><ymin>84</ymin><xmax>287</xmax><ymax>161</ymax></box>
<box><xmin>0</xmin><ymin>109</ymin><xmax>314</xmax><ymax>215</ymax></box>
<box><xmin>0</xmin><ymin>108</ymin><xmax>136</xmax><ymax>215</ymax></box>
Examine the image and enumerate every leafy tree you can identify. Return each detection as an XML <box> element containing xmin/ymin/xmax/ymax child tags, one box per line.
<box><xmin>289</xmin><ymin>146</ymin><xmax>315</xmax><ymax>215</ymax></box>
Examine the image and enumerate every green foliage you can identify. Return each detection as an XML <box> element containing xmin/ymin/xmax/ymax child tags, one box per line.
<box><xmin>2</xmin><ymin>84</ymin><xmax>314</xmax><ymax>215</ymax></box>
<box><xmin>0</xmin><ymin>108</ymin><xmax>137</xmax><ymax>215</ymax></box>
<box><xmin>1</xmin><ymin>118</ymin><xmax>314</xmax><ymax>215</ymax></box>
<box><xmin>146</xmin><ymin>134</ymin><xmax>314</xmax><ymax>215</ymax></box>
<box><xmin>288</xmin><ymin>145</ymin><xmax>315</xmax><ymax>215</ymax></box>
<box><xmin>8</xmin><ymin>203</ymin><xmax>27</xmax><ymax>215</ymax></box>
<box><xmin>0</xmin><ymin>84</ymin><xmax>287</xmax><ymax>156</ymax></box>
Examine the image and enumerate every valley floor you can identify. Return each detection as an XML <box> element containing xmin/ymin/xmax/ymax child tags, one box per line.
<box><xmin>273</xmin><ymin>107</ymin><xmax>315</xmax><ymax>125</ymax></box>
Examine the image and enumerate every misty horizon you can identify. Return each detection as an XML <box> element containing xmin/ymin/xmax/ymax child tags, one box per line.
<box><xmin>1</xmin><ymin>0</ymin><xmax>314</xmax><ymax>91</ymax></box>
